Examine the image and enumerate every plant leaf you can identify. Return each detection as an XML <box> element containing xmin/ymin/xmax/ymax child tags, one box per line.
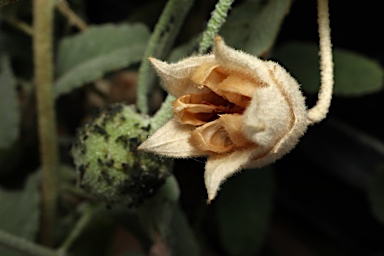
<box><xmin>273</xmin><ymin>42</ymin><xmax>384</xmax><ymax>96</ymax></box>
<box><xmin>216</xmin><ymin>168</ymin><xmax>274</xmax><ymax>256</ymax></box>
<box><xmin>0</xmin><ymin>57</ymin><xmax>20</xmax><ymax>149</ymax></box>
<box><xmin>220</xmin><ymin>0</ymin><xmax>291</xmax><ymax>56</ymax></box>
<box><xmin>368</xmin><ymin>167</ymin><xmax>384</xmax><ymax>225</ymax></box>
<box><xmin>55</xmin><ymin>23</ymin><xmax>150</xmax><ymax>97</ymax></box>
<box><xmin>0</xmin><ymin>171</ymin><xmax>40</xmax><ymax>256</ymax></box>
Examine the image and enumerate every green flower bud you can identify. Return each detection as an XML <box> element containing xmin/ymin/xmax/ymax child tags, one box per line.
<box><xmin>71</xmin><ymin>104</ymin><xmax>172</xmax><ymax>207</ymax></box>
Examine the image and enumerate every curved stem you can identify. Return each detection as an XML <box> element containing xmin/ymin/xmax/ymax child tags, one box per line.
<box><xmin>33</xmin><ymin>0</ymin><xmax>59</xmax><ymax>246</ymax></box>
<box><xmin>307</xmin><ymin>0</ymin><xmax>333</xmax><ymax>124</ymax></box>
<box><xmin>198</xmin><ymin>0</ymin><xmax>235</xmax><ymax>54</ymax></box>
<box><xmin>0</xmin><ymin>229</ymin><xmax>65</xmax><ymax>256</ymax></box>
<box><xmin>136</xmin><ymin>0</ymin><xmax>195</xmax><ymax>114</ymax></box>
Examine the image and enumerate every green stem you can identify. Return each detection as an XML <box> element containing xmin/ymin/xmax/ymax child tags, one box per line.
<box><xmin>0</xmin><ymin>229</ymin><xmax>65</xmax><ymax>256</ymax></box>
<box><xmin>198</xmin><ymin>0</ymin><xmax>235</xmax><ymax>54</ymax></box>
<box><xmin>136</xmin><ymin>0</ymin><xmax>195</xmax><ymax>114</ymax></box>
<box><xmin>33</xmin><ymin>0</ymin><xmax>59</xmax><ymax>246</ymax></box>
<box><xmin>58</xmin><ymin>205</ymin><xmax>94</xmax><ymax>252</ymax></box>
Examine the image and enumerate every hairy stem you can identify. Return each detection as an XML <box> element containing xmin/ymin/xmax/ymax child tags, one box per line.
<box><xmin>136</xmin><ymin>0</ymin><xmax>195</xmax><ymax>114</ymax></box>
<box><xmin>33</xmin><ymin>0</ymin><xmax>59</xmax><ymax>246</ymax></box>
<box><xmin>0</xmin><ymin>229</ymin><xmax>65</xmax><ymax>256</ymax></box>
<box><xmin>307</xmin><ymin>0</ymin><xmax>333</xmax><ymax>124</ymax></box>
<box><xmin>198</xmin><ymin>0</ymin><xmax>235</xmax><ymax>54</ymax></box>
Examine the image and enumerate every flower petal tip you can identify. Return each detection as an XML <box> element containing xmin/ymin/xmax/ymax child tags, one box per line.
<box><xmin>214</xmin><ymin>35</ymin><xmax>223</xmax><ymax>44</ymax></box>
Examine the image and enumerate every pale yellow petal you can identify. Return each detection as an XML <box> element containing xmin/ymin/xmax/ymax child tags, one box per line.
<box><xmin>215</xmin><ymin>74</ymin><xmax>255</xmax><ymax>108</ymax></box>
<box><xmin>138</xmin><ymin>119</ymin><xmax>205</xmax><ymax>158</ymax></box>
<box><xmin>219</xmin><ymin>114</ymin><xmax>254</xmax><ymax>148</ymax></box>
<box><xmin>205</xmin><ymin>149</ymin><xmax>255</xmax><ymax>203</ymax></box>
<box><xmin>190</xmin><ymin>119</ymin><xmax>234</xmax><ymax>153</ymax></box>
<box><xmin>190</xmin><ymin>61</ymin><xmax>221</xmax><ymax>85</ymax></box>
<box><xmin>148</xmin><ymin>56</ymin><xmax>213</xmax><ymax>97</ymax></box>
<box><xmin>172</xmin><ymin>92</ymin><xmax>229</xmax><ymax>126</ymax></box>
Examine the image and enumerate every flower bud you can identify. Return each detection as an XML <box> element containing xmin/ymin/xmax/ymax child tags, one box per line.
<box><xmin>71</xmin><ymin>104</ymin><xmax>172</xmax><ymax>207</ymax></box>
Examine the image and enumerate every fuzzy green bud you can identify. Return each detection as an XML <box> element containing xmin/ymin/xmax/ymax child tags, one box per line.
<box><xmin>71</xmin><ymin>104</ymin><xmax>172</xmax><ymax>207</ymax></box>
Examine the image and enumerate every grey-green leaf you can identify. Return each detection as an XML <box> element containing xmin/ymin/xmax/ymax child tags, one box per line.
<box><xmin>0</xmin><ymin>57</ymin><xmax>20</xmax><ymax>149</ymax></box>
<box><xmin>220</xmin><ymin>0</ymin><xmax>291</xmax><ymax>56</ymax></box>
<box><xmin>216</xmin><ymin>168</ymin><xmax>274</xmax><ymax>256</ymax></box>
<box><xmin>0</xmin><ymin>171</ymin><xmax>40</xmax><ymax>256</ymax></box>
<box><xmin>273</xmin><ymin>42</ymin><xmax>384</xmax><ymax>96</ymax></box>
<box><xmin>367</xmin><ymin>167</ymin><xmax>384</xmax><ymax>225</ymax></box>
<box><xmin>55</xmin><ymin>23</ymin><xmax>150</xmax><ymax>97</ymax></box>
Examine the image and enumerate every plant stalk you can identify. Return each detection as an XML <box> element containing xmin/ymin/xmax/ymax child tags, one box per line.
<box><xmin>198</xmin><ymin>0</ymin><xmax>235</xmax><ymax>54</ymax></box>
<box><xmin>33</xmin><ymin>0</ymin><xmax>59</xmax><ymax>246</ymax></box>
<box><xmin>307</xmin><ymin>0</ymin><xmax>333</xmax><ymax>124</ymax></box>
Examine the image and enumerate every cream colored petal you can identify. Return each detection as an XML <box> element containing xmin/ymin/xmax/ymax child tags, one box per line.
<box><xmin>205</xmin><ymin>149</ymin><xmax>255</xmax><ymax>203</ymax></box>
<box><xmin>138</xmin><ymin>118</ymin><xmax>205</xmax><ymax>158</ymax></box>
<box><xmin>213</xmin><ymin>36</ymin><xmax>269</xmax><ymax>86</ymax></box>
<box><xmin>242</xmin><ymin>61</ymin><xmax>308</xmax><ymax>167</ymax></box>
<box><xmin>190</xmin><ymin>119</ymin><xmax>234</xmax><ymax>153</ymax></box>
<box><xmin>149</xmin><ymin>56</ymin><xmax>214</xmax><ymax>97</ymax></box>
<box><xmin>264</xmin><ymin>61</ymin><xmax>308</xmax><ymax>153</ymax></box>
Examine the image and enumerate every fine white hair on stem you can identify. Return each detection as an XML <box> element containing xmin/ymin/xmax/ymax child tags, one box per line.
<box><xmin>307</xmin><ymin>0</ymin><xmax>334</xmax><ymax>124</ymax></box>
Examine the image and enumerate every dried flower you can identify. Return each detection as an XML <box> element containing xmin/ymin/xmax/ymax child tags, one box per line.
<box><xmin>139</xmin><ymin>36</ymin><xmax>310</xmax><ymax>202</ymax></box>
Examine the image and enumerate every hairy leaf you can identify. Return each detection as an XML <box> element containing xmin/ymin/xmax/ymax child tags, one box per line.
<box><xmin>274</xmin><ymin>42</ymin><xmax>384</xmax><ymax>96</ymax></box>
<box><xmin>216</xmin><ymin>168</ymin><xmax>274</xmax><ymax>255</ymax></box>
<box><xmin>55</xmin><ymin>23</ymin><xmax>150</xmax><ymax>97</ymax></box>
<box><xmin>221</xmin><ymin>0</ymin><xmax>291</xmax><ymax>56</ymax></box>
<box><xmin>0</xmin><ymin>57</ymin><xmax>20</xmax><ymax>149</ymax></box>
<box><xmin>0</xmin><ymin>172</ymin><xmax>40</xmax><ymax>256</ymax></box>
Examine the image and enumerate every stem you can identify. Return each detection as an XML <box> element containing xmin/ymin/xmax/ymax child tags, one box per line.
<box><xmin>307</xmin><ymin>0</ymin><xmax>333</xmax><ymax>124</ymax></box>
<box><xmin>58</xmin><ymin>205</ymin><xmax>94</xmax><ymax>252</ymax></box>
<box><xmin>136</xmin><ymin>0</ymin><xmax>195</xmax><ymax>114</ymax></box>
<box><xmin>56</xmin><ymin>0</ymin><xmax>88</xmax><ymax>31</ymax></box>
<box><xmin>198</xmin><ymin>0</ymin><xmax>235</xmax><ymax>54</ymax></box>
<box><xmin>33</xmin><ymin>0</ymin><xmax>59</xmax><ymax>246</ymax></box>
<box><xmin>0</xmin><ymin>229</ymin><xmax>65</xmax><ymax>256</ymax></box>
